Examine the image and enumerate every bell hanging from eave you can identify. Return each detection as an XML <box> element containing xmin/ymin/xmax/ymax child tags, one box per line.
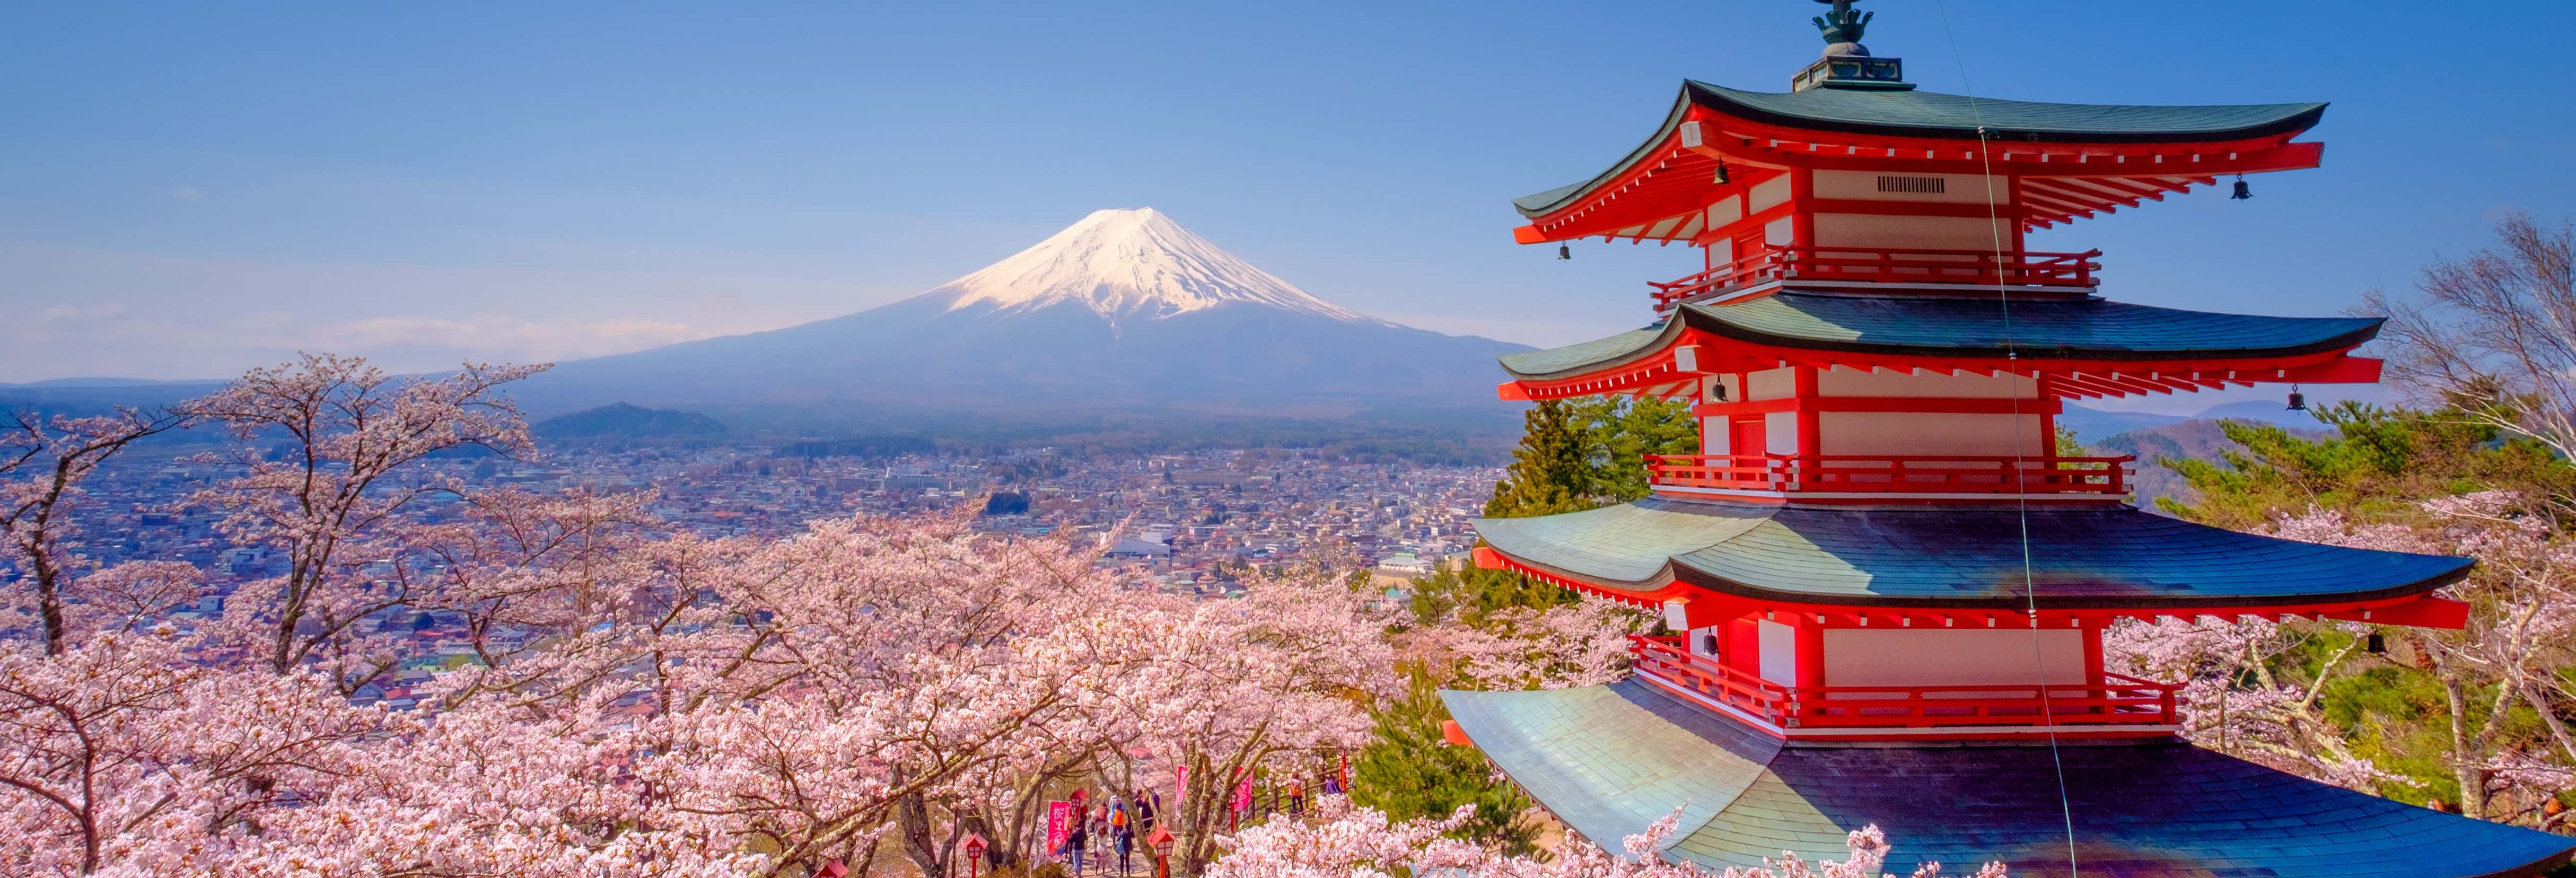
<box><xmin>2231</xmin><ymin>177</ymin><xmax>2253</xmax><ymax>200</ymax></box>
<box><xmin>1558</xmin><ymin>244</ymin><xmax>1572</xmax><ymax>260</ymax></box>
<box><xmin>1714</xmin><ymin>161</ymin><xmax>1731</xmax><ymax>186</ymax></box>
<box><xmin>2286</xmin><ymin>384</ymin><xmax>2306</xmax><ymax>411</ymax></box>
<box><xmin>2367</xmin><ymin>632</ymin><xmax>2387</xmax><ymax>654</ymax></box>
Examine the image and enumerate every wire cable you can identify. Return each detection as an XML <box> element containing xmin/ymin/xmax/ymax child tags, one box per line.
<box><xmin>1930</xmin><ymin>2</ymin><xmax>2082</xmax><ymax>874</ymax></box>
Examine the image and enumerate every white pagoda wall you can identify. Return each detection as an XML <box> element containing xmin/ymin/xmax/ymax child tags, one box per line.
<box><xmin>1821</xmin><ymin>628</ymin><xmax>2084</xmax><ymax>690</ymax></box>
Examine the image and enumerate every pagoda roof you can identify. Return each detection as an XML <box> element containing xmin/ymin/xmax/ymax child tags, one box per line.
<box><xmin>1442</xmin><ymin>680</ymin><xmax>2573</xmax><ymax>877</ymax></box>
<box><xmin>1514</xmin><ymin>81</ymin><xmax>2327</xmax><ymax>218</ymax></box>
<box><xmin>1469</xmin><ymin>498</ymin><xmax>2469</xmax><ymax>610</ymax></box>
<box><xmin>1497</xmin><ymin>294</ymin><xmax>2382</xmax><ymax>381</ymax></box>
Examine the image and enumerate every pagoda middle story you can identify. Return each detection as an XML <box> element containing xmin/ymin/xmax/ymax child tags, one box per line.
<box><xmin>1439</xmin><ymin>4</ymin><xmax>2576</xmax><ymax>877</ymax></box>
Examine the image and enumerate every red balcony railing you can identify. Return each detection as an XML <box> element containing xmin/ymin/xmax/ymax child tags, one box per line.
<box><xmin>1644</xmin><ymin>453</ymin><xmax>2132</xmax><ymax>497</ymax></box>
<box><xmin>1649</xmin><ymin>245</ymin><xmax>2103</xmax><ymax>311</ymax></box>
<box><xmin>1628</xmin><ymin>636</ymin><xmax>2179</xmax><ymax>732</ymax></box>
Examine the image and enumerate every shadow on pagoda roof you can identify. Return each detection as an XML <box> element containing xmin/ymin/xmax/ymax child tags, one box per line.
<box><xmin>1442</xmin><ymin>679</ymin><xmax>2573</xmax><ymax>877</ymax></box>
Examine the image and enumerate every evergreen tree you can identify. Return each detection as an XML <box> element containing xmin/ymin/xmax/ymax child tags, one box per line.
<box><xmin>1349</xmin><ymin>673</ymin><xmax>1539</xmax><ymax>857</ymax></box>
<box><xmin>1576</xmin><ymin>396</ymin><xmax>1701</xmax><ymax>501</ymax></box>
<box><xmin>2158</xmin><ymin>401</ymin><xmax>2573</xmax><ymax>528</ymax></box>
<box><xmin>1484</xmin><ymin>400</ymin><xmax>1596</xmax><ymax>518</ymax></box>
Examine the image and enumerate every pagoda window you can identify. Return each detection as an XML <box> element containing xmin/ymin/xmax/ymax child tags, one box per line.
<box><xmin>1811</xmin><ymin>171</ymin><xmax>1998</xmax><ymax>204</ymax></box>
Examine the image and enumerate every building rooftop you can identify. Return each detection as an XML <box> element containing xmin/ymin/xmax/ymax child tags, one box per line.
<box><xmin>1443</xmin><ymin>680</ymin><xmax>2573</xmax><ymax>877</ymax></box>
<box><xmin>1499</xmin><ymin>294</ymin><xmax>2382</xmax><ymax>381</ymax></box>
<box><xmin>1515</xmin><ymin>82</ymin><xmax>2326</xmax><ymax>217</ymax></box>
<box><xmin>1471</xmin><ymin>497</ymin><xmax>2470</xmax><ymax>611</ymax></box>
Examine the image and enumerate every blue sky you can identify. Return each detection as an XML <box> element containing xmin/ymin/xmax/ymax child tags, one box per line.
<box><xmin>4</xmin><ymin>1</ymin><xmax>2570</xmax><ymax>412</ymax></box>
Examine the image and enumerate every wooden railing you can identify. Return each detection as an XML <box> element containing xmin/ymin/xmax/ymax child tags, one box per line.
<box><xmin>1644</xmin><ymin>453</ymin><xmax>2132</xmax><ymax>497</ymax></box>
<box><xmin>1649</xmin><ymin>245</ymin><xmax>2102</xmax><ymax>310</ymax></box>
<box><xmin>1628</xmin><ymin>636</ymin><xmax>2179</xmax><ymax>731</ymax></box>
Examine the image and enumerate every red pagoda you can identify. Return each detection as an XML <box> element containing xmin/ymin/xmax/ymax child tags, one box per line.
<box><xmin>1440</xmin><ymin>3</ymin><xmax>2576</xmax><ymax>876</ymax></box>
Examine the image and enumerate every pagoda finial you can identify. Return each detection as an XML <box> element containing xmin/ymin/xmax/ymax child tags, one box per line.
<box><xmin>1792</xmin><ymin>0</ymin><xmax>1909</xmax><ymax>92</ymax></box>
<box><xmin>1811</xmin><ymin>0</ymin><xmax>1872</xmax><ymax>55</ymax></box>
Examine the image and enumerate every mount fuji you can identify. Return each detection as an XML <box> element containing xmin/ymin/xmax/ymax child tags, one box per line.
<box><xmin>525</xmin><ymin>208</ymin><xmax>1529</xmax><ymax>431</ymax></box>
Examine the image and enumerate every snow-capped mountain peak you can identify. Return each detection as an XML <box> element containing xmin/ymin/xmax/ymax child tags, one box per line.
<box><xmin>930</xmin><ymin>208</ymin><xmax>1388</xmax><ymax>326</ymax></box>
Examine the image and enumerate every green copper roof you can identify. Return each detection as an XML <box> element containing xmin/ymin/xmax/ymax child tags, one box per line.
<box><xmin>1444</xmin><ymin>680</ymin><xmax>2574</xmax><ymax>877</ymax></box>
<box><xmin>1471</xmin><ymin>498</ymin><xmax>2471</xmax><ymax>609</ymax></box>
<box><xmin>1496</xmin><ymin>294</ymin><xmax>2384</xmax><ymax>380</ymax></box>
<box><xmin>1498</xmin><ymin>323</ymin><xmax>1677</xmax><ymax>379</ymax></box>
<box><xmin>1684</xmin><ymin>81</ymin><xmax>2326</xmax><ymax>144</ymax></box>
<box><xmin>1514</xmin><ymin>82</ymin><xmax>2326</xmax><ymax>216</ymax></box>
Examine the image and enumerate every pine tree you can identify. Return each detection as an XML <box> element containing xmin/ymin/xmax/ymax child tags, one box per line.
<box><xmin>1580</xmin><ymin>395</ymin><xmax>1701</xmax><ymax>501</ymax></box>
<box><xmin>1484</xmin><ymin>400</ymin><xmax>1596</xmax><ymax>518</ymax></box>
<box><xmin>1350</xmin><ymin>674</ymin><xmax>1539</xmax><ymax>857</ymax></box>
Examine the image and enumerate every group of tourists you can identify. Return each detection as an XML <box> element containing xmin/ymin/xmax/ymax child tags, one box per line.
<box><xmin>1053</xmin><ymin>788</ymin><xmax>1153</xmax><ymax>876</ymax></box>
<box><xmin>1050</xmin><ymin>772</ymin><xmax>1342</xmax><ymax>876</ymax></box>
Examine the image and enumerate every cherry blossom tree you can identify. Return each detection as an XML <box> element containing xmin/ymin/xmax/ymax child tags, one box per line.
<box><xmin>0</xmin><ymin>632</ymin><xmax>383</xmax><ymax>877</ymax></box>
<box><xmin>1421</xmin><ymin>596</ymin><xmax>1642</xmax><ymax>691</ymax></box>
<box><xmin>1</xmin><ymin>407</ymin><xmax>194</xmax><ymax>655</ymax></box>
<box><xmin>1099</xmin><ymin>565</ymin><xmax>1401</xmax><ymax>876</ymax></box>
<box><xmin>179</xmin><ymin>354</ymin><xmax>548</xmax><ymax>681</ymax></box>
<box><xmin>2108</xmin><ymin>490</ymin><xmax>2576</xmax><ymax>818</ymax></box>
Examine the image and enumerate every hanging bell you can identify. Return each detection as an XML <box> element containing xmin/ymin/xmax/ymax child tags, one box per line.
<box><xmin>2286</xmin><ymin>385</ymin><xmax>2306</xmax><ymax>411</ymax></box>
<box><xmin>1714</xmin><ymin>161</ymin><xmax>1731</xmax><ymax>186</ymax></box>
<box><xmin>2367</xmin><ymin>632</ymin><xmax>2386</xmax><ymax>654</ymax></box>
<box><xmin>2230</xmin><ymin>177</ymin><xmax>2252</xmax><ymax>200</ymax></box>
<box><xmin>1558</xmin><ymin>244</ymin><xmax>1571</xmax><ymax>260</ymax></box>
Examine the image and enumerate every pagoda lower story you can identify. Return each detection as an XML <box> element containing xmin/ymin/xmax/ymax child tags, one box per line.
<box><xmin>1444</xmin><ymin>681</ymin><xmax>2573</xmax><ymax>877</ymax></box>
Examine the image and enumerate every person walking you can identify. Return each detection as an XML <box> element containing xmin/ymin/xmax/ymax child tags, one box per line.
<box><xmin>1113</xmin><ymin>817</ymin><xmax>1135</xmax><ymax>875</ymax></box>
<box><xmin>1287</xmin><ymin>776</ymin><xmax>1305</xmax><ymax>818</ymax></box>
<box><xmin>1057</xmin><ymin>820</ymin><xmax>1089</xmax><ymax>878</ymax></box>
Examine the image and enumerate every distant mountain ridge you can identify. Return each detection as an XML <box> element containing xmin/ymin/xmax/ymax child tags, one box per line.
<box><xmin>536</xmin><ymin>403</ymin><xmax>726</xmax><ymax>438</ymax></box>
<box><xmin>521</xmin><ymin>208</ymin><xmax>1530</xmax><ymax>429</ymax></box>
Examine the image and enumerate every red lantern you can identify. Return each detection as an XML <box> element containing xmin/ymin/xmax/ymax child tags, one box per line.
<box><xmin>960</xmin><ymin>833</ymin><xmax>988</xmax><ymax>878</ymax></box>
<box><xmin>1146</xmin><ymin>825</ymin><xmax>1177</xmax><ymax>878</ymax></box>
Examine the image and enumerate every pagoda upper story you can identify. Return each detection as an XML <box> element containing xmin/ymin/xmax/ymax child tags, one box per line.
<box><xmin>1489</xmin><ymin>2</ymin><xmax>2367</xmax><ymax>507</ymax></box>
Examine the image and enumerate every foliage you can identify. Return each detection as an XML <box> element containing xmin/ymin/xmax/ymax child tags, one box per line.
<box><xmin>1350</xmin><ymin>675</ymin><xmax>1540</xmax><ymax>857</ymax></box>
<box><xmin>1487</xmin><ymin>401</ymin><xmax>1597</xmax><ymax>519</ymax></box>
<box><xmin>1484</xmin><ymin>397</ymin><xmax>1698</xmax><ymax>519</ymax></box>
<box><xmin>2154</xmin><ymin>402</ymin><xmax>2572</xmax><ymax>528</ymax></box>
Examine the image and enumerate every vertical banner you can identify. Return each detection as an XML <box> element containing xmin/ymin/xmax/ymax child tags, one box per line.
<box><xmin>1176</xmin><ymin>766</ymin><xmax>1188</xmax><ymax>805</ymax></box>
<box><xmin>1045</xmin><ymin>800</ymin><xmax>1073</xmax><ymax>861</ymax></box>
<box><xmin>1232</xmin><ymin>774</ymin><xmax>1254</xmax><ymax>812</ymax></box>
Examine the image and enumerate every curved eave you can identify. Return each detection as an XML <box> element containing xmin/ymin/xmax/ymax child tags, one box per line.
<box><xmin>1497</xmin><ymin>298</ymin><xmax>2386</xmax><ymax>385</ymax></box>
<box><xmin>1680</xmin><ymin>80</ymin><xmax>2328</xmax><ymax>146</ymax></box>
<box><xmin>1510</xmin><ymin>81</ymin><xmax>2328</xmax><ymax>235</ymax></box>
<box><xmin>1679</xmin><ymin>298</ymin><xmax>2387</xmax><ymax>364</ymax></box>
<box><xmin>1513</xmin><ymin>89</ymin><xmax>1698</xmax><ymax>217</ymax></box>
<box><xmin>1470</xmin><ymin>500</ymin><xmax>2477</xmax><ymax>614</ymax></box>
